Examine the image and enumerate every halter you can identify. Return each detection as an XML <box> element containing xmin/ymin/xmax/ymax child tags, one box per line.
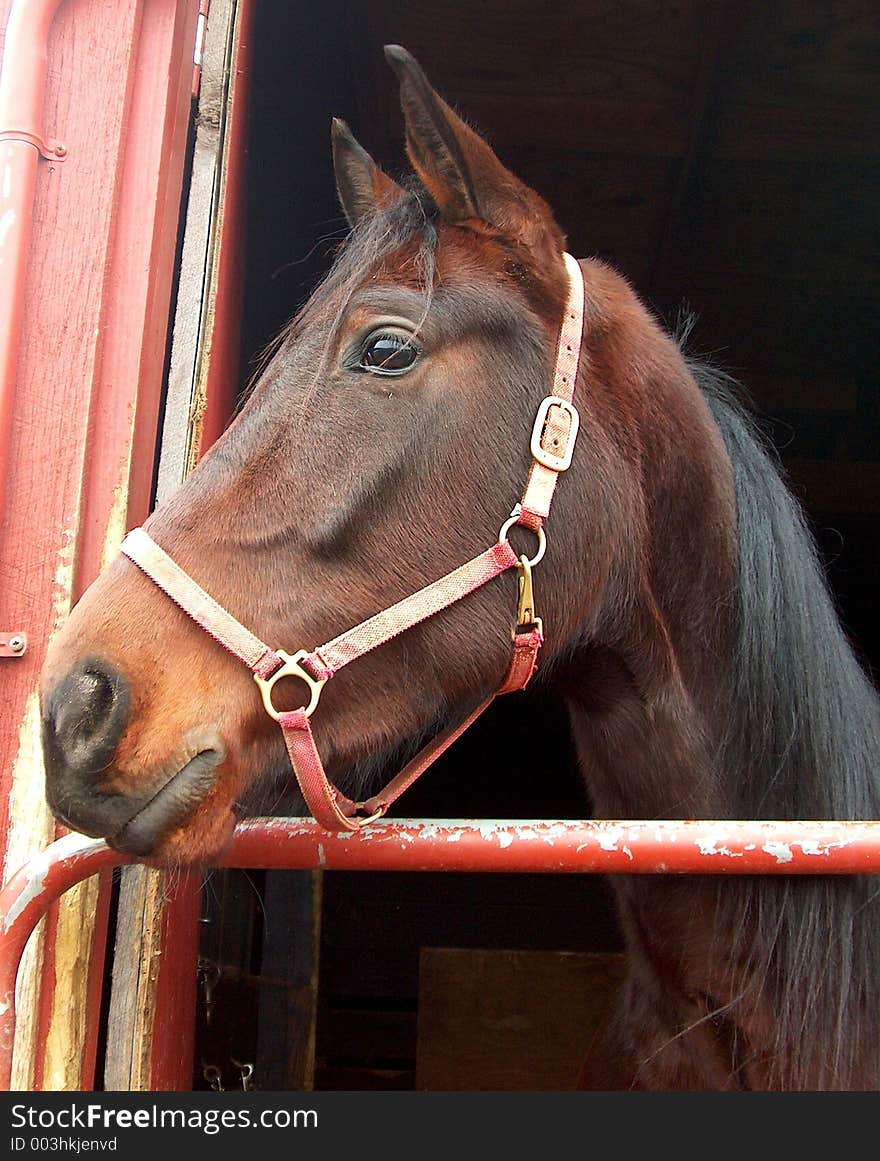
<box><xmin>119</xmin><ymin>253</ymin><xmax>585</xmax><ymax>832</ymax></box>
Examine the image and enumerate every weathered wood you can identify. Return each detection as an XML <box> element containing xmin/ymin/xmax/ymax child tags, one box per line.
<box><xmin>105</xmin><ymin>0</ymin><xmax>260</xmax><ymax>1093</ymax></box>
<box><xmin>255</xmin><ymin>871</ymin><xmax>323</xmax><ymax>1090</ymax></box>
<box><xmin>416</xmin><ymin>948</ymin><xmax>627</xmax><ymax>1091</ymax></box>
<box><xmin>104</xmin><ymin>868</ymin><xmax>167</xmax><ymax>1090</ymax></box>
<box><xmin>158</xmin><ymin>0</ymin><xmax>241</xmax><ymax>496</ymax></box>
<box><xmin>355</xmin><ymin>0</ymin><xmax>705</xmax><ymax>160</ymax></box>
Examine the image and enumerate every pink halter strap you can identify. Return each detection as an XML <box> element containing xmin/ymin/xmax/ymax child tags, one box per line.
<box><xmin>120</xmin><ymin>253</ymin><xmax>585</xmax><ymax>832</ymax></box>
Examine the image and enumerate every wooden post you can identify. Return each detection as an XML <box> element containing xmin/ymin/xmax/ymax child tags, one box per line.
<box><xmin>103</xmin><ymin>0</ymin><xmax>255</xmax><ymax>1092</ymax></box>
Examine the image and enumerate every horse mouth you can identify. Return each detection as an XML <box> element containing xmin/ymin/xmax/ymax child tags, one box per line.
<box><xmin>110</xmin><ymin>747</ymin><xmax>225</xmax><ymax>857</ymax></box>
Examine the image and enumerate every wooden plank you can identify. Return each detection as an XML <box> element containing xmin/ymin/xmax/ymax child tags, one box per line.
<box><xmin>416</xmin><ymin>949</ymin><xmax>626</xmax><ymax>1091</ymax></box>
<box><xmin>712</xmin><ymin>1</ymin><xmax>880</xmax><ymax>159</ymax></box>
<box><xmin>104</xmin><ymin>0</ymin><xmax>248</xmax><ymax>1090</ymax></box>
<box><xmin>667</xmin><ymin>159</ymin><xmax>880</xmax><ymax>297</ymax></box>
<box><xmin>255</xmin><ymin>870</ymin><xmax>323</xmax><ymax>1091</ymax></box>
<box><xmin>649</xmin><ymin>0</ymin><xmax>729</xmax><ymax>300</ymax></box>
<box><xmin>158</xmin><ymin>0</ymin><xmax>241</xmax><ymax>495</ymax></box>
<box><xmin>104</xmin><ymin>869</ymin><xmax>152</xmax><ymax>1090</ymax></box>
<box><xmin>355</xmin><ymin>0</ymin><xmax>706</xmax><ymax>159</ymax></box>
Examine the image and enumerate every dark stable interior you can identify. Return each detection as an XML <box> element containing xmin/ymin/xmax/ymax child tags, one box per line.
<box><xmin>189</xmin><ymin>1</ymin><xmax>879</xmax><ymax>1091</ymax></box>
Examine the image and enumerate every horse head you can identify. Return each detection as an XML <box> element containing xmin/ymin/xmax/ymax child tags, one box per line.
<box><xmin>40</xmin><ymin>47</ymin><xmax>645</xmax><ymax>864</ymax></box>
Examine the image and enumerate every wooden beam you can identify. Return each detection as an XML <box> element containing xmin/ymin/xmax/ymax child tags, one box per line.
<box><xmin>104</xmin><ymin>0</ymin><xmax>254</xmax><ymax>1093</ymax></box>
<box><xmin>416</xmin><ymin>949</ymin><xmax>626</xmax><ymax>1091</ymax></box>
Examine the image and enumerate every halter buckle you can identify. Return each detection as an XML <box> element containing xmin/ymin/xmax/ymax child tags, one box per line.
<box><xmin>530</xmin><ymin>396</ymin><xmax>580</xmax><ymax>472</ymax></box>
<box><xmin>254</xmin><ymin>649</ymin><xmax>327</xmax><ymax>721</ymax></box>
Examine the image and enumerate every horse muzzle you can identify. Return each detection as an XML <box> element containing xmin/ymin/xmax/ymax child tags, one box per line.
<box><xmin>41</xmin><ymin>657</ymin><xmax>225</xmax><ymax>855</ymax></box>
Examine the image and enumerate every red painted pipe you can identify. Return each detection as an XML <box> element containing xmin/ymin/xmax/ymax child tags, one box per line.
<box><xmin>3</xmin><ymin>816</ymin><xmax>880</xmax><ymax>1090</ymax></box>
<box><xmin>0</xmin><ymin>0</ymin><xmax>66</xmax><ymax>544</ymax></box>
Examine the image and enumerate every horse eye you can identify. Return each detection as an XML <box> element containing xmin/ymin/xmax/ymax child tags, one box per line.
<box><xmin>358</xmin><ymin>331</ymin><xmax>419</xmax><ymax>375</ymax></box>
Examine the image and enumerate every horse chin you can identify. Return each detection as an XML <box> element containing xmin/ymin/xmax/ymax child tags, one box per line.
<box><xmin>106</xmin><ymin>745</ymin><xmax>230</xmax><ymax>862</ymax></box>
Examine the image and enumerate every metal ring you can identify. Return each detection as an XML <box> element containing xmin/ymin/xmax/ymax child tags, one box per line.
<box><xmin>498</xmin><ymin>515</ymin><xmax>547</xmax><ymax>567</ymax></box>
<box><xmin>253</xmin><ymin>649</ymin><xmax>326</xmax><ymax>721</ymax></box>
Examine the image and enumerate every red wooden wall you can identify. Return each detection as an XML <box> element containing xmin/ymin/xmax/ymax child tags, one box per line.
<box><xmin>0</xmin><ymin>0</ymin><xmax>198</xmax><ymax>1089</ymax></box>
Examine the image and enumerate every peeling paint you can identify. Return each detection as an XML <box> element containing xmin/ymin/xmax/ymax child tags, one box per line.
<box><xmin>51</xmin><ymin>528</ymin><xmax>77</xmax><ymax>635</ymax></box>
<box><xmin>3</xmin><ymin>693</ymin><xmax>56</xmax><ymax>889</ymax></box>
<box><xmin>101</xmin><ymin>477</ymin><xmax>131</xmax><ymax>571</ymax></box>
<box><xmin>797</xmin><ymin>840</ymin><xmax>836</xmax><ymax>857</ymax></box>
<box><xmin>596</xmin><ymin>828</ymin><xmax>624</xmax><ymax>852</ymax></box>
<box><xmin>696</xmin><ymin>829</ymin><xmax>744</xmax><ymax>858</ymax></box>
<box><xmin>2</xmin><ymin>855</ymin><xmax>49</xmax><ymax>933</ymax></box>
<box><xmin>697</xmin><ymin>841</ymin><xmax>741</xmax><ymax>857</ymax></box>
<box><xmin>762</xmin><ymin>842</ymin><xmax>794</xmax><ymax>864</ymax></box>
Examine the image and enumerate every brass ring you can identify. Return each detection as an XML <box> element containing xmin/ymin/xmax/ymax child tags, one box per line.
<box><xmin>497</xmin><ymin>515</ymin><xmax>547</xmax><ymax>567</ymax></box>
<box><xmin>253</xmin><ymin>649</ymin><xmax>326</xmax><ymax>721</ymax></box>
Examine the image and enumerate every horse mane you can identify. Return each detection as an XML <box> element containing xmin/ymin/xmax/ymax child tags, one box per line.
<box><xmin>689</xmin><ymin>357</ymin><xmax>880</xmax><ymax>821</ymax></box>
<box><xmin>685</xmin><ymin>350</ymin><xmax>880</xmax><ymax>1089</ymax></box>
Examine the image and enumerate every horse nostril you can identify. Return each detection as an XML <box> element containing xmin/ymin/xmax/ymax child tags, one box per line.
<box><xmin>82</xmin><ymin>670</ymin><xmax>115</xmax><ymax>720</ymax></box>
<box><xmin>42</xmin><ymin>659</ymin><xmax>131</xmax><ymax>779</ymax></box>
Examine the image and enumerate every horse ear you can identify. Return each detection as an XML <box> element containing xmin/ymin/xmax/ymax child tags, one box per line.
<box><xmin>331</xmin><ymin>117</ymin><xmax>404</xmax><ymax>228</ymax></box>
<box><xmin>384</xmin><ymin>45</ymin><xmax>564</xmax><ymax>260</ymax></box>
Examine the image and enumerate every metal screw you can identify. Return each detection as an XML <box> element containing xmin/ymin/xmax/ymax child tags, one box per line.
<box><xmin>8</xmin><ymin>636</ymin><xmax>24</xmax><ymax>654</ymax></box>
<box><xmin>54</xmin><ymin>144</ymin><xmax>67</xmax><ymax>158</ymax></box>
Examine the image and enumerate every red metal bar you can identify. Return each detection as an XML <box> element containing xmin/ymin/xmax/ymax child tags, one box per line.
<box><xmin>3</xmin><ymin>816</ymin><xmax>880</xmax><ymax>1091</ymax></box>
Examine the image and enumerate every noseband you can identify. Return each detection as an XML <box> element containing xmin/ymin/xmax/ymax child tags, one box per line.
<box><xmin>120</xmin><ymin>253</ymin><xmax>585</xmax><ymax>832</ymax></box>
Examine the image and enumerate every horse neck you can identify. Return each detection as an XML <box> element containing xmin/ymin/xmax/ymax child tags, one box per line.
<box><xmin>553</xmin><ymin>265</ymin><xmax>739</xmax><ymax>820</ymax></box>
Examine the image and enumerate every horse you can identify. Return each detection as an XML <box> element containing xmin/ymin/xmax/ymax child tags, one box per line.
<box><xmin>39</xmin><ymin>45</ymin><xmax>880</xmax><ymax>1091</ymax></box>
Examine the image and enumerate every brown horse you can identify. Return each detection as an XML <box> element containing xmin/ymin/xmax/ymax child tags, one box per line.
<box><xmin>39</xmin><ymin>47</ymin><xmax>880</xmax><ymax>1090</ymax></box>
